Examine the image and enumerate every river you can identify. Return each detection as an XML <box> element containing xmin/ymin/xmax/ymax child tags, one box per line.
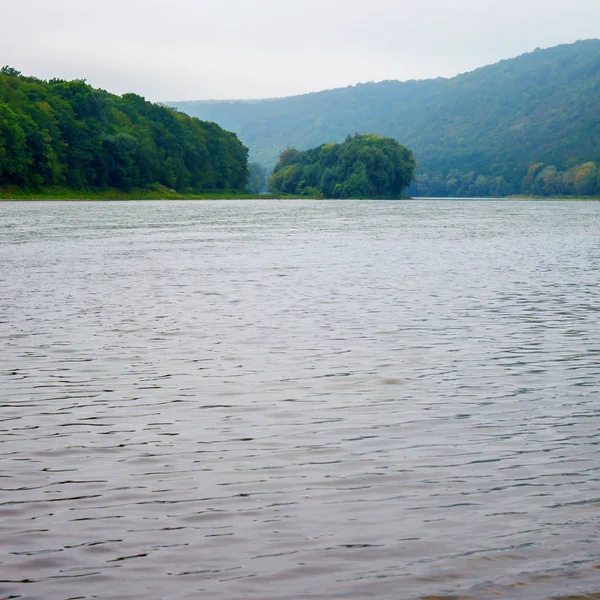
<box><xmin>1</xmin><ymin>199</ymin><xmax>599</xmax><ymax>599</ymax></box>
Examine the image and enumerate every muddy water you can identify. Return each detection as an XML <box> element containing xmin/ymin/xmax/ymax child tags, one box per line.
<box><xmin>1</xmin><ymin>199</ymin><xmax>599</xmax><ymax>599</ymax></box>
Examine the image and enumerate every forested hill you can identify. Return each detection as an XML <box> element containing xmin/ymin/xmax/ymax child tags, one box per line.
<box><xmin>0</xmin><ymin>68</ymin><xmax>248</xmax><ymax>194</ymax></box>
<box><xmin>171</xmin><ymin>39</ymin><xmax>600</xmax><ymax>197</ymax></box>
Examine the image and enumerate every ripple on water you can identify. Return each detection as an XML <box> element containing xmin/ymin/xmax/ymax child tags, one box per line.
<box><xmin>0</xmin><ymin>199</ymin><xmax>599</xmax><ymax>599</ymax></box>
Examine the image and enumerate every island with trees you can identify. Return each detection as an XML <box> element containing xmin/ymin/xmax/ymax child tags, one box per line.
<box><xmin>268</xmin><ymin>134</ymin><xmax>416</xmax><ymax>199</ymax></box>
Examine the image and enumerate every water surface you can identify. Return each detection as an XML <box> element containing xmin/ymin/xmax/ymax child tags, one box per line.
<box><xmin>1</xmin><ymin>200</ymin><xmax>599</xmax><ymax>599</ymax></box>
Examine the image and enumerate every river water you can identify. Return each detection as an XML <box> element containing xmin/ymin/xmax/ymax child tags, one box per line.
<box><xmin>1</xmin><ymin>199</ymin><xmax>599</xmax><ymax>600</ymax></box>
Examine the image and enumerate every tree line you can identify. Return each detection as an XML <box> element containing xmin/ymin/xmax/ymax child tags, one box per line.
<box><xmin>0</xmin><ymin>66</ymin><xmax>248</xmax><ymax>193</ymax></box>
<box><xmin>172</xmin><ymin>39</ymin><xmax>600</xmax><ymax>198</ymax></box>
<box><xmin>410</xmin><ymin>161</ymin><xmax>600</xmax><ymax>197</ymax></box>
<box><xmin>268</xmin><ymin>134</ymin><xmax>415</xmax><ymax>198</ymax></box>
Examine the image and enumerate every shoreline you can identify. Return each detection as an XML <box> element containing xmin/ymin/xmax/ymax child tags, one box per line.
<box><xmin>1</xmin><ymin>189</ymin><xmax>598</xmax><ymax>201</ymax></box>
<box><xmin>0</xmin><ymin>188</ymin><xmax>280</xmax><ymax>201</ymax></box>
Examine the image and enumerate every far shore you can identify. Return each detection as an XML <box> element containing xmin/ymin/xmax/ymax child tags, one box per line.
<box><xmin>1</xmin><ymin>188</ymin><xmax>598</xmax><ymax>201</ymax></box>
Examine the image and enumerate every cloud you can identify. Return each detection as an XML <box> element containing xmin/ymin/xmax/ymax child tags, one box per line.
<box><xmin>2</xmin><ymin>0</ymin><xmax>599</xmax><ymax>100</ymax></box>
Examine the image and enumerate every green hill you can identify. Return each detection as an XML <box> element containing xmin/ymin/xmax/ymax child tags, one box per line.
<box><xmin>0</xmin><ymin>67</ymin><xmax>248</xmax><ymax>196</ymax></box>
<box><xmin>170</xmin><ymin>39</ymin><xmax>600</xmax><ymax>197</ymax></box>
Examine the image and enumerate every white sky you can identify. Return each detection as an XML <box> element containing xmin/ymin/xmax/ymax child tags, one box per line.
<box><xmin>2</xmin><ymin>0</ymin><xmax>599</xmax><ymax>101</ymax></box>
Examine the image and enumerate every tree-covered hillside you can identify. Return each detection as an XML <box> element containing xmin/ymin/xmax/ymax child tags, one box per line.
<box><xmin>171</xmin><ymin>39</ymin><xmax>600</xmax><ymax>197</ymax></box>
<box><xmin>0</xmin><ymin>67</ymin><xmax>248</xmax><ymax>194</ymax></box>
<box><xmin>268</xmin><ymin>134</ymin><xmax>415</xmax><ymax>198</ymax></box>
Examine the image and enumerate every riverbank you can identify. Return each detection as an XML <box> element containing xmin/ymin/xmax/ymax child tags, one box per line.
<box><xmin>7</xmin><ymin>189</ymin><xmax>594</xmax><ymax>201</ymax></box>
<box><xmin>0</xmin><ymin>186</ymin><xmax>289</xmax><ymax>201</ymax></box>
<box><xmin>507</xmin><ymin>194</ymin><xmax>600</xmax><ymax>200</ymax></box>
<box><xmin>0</xmin><ymin>186</ymin><xmax>414</xmax><ymax>201</ymax></box>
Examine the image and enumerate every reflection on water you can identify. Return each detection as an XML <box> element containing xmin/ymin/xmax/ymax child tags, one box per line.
<box><xmin>1</xmin><ymin>199</ymin><xmax>599</xmax><ymax>599</ymax></box>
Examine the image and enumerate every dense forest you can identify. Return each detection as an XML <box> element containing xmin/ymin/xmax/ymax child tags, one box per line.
<box><xmin>268</xmin><ymin>134</ymin><xmax>415</xmax><ymax>198</ymax></box>
<box><xmin>0</xmin><ymin>67</ymin><xmax>248</xmax><ymax>194</ymax></box>
<box><xmin>172</xmin><ymin>39</ymin><xmax>600</xmax><ymax>197</ymax></box>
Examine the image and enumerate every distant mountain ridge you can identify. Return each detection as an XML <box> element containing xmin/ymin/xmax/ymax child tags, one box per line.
<box><xmin>170</xmin><ymin>39</ymin><xmax>600</xmax><ymax>196</ymax></box>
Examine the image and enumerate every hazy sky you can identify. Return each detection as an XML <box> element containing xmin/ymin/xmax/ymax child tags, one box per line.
<box><xmin>2</xmin><ymin>0</ymin><xmax>599</xmax><ymax>101</ymax></box>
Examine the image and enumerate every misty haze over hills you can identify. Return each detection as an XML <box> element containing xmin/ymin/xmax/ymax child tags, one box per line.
<box><xmin>170</xmin><ymin>39</ymin><xmax>600</xmax><ymax>197</ymax></box>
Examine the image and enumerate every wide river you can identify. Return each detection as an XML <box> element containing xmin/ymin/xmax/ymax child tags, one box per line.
<box><xmin>1</xmin><ymin>199</ymin><xmax>599</xmax><ymax>600</ymax></box>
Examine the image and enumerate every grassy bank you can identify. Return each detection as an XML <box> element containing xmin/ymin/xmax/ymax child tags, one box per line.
<box><xmin>0</xmin><ymin>186</ymin><xmax>413</xmax><ymax>201</ymax></box>
<box><xmin>0</xmin><ymin>186</ymin><xmax>290</xmax><ymax>200</ymax></box>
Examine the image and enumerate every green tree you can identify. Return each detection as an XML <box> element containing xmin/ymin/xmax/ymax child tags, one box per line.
<box><xmin>573</xmin><ymin>162</ymin><xmax>597</xmax><ymax>195</ymax></box>
<box><xmin>534</xmin><ymin>166</ymin><xmax>560</xmax><ymax>196</ymax></box>
<box><xmin>268</xmin><ymin>134</ymin><xmax>415</xmax><ymax>198</ymax></box>
<box><xmin>0</xmin><ymin>69</ymin><xmax>249</xmax><ymax>193</ymax></box>
<box><xmin>0</xmin><ymin>66</ymin><xmax>22</xmax><ymax>77</ymax></box>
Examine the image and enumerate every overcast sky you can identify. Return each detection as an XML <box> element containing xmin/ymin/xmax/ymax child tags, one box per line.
<box><xmin>2</xmin><ymin>0</ymin><xmax>599</xmax><ymax>102</ymax></box>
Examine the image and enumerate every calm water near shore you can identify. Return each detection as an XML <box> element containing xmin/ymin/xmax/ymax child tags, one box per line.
<box><xmin>1</xmin><ymin>199</ymin><xmax>599</xmax><ymax>599</ymax></box>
